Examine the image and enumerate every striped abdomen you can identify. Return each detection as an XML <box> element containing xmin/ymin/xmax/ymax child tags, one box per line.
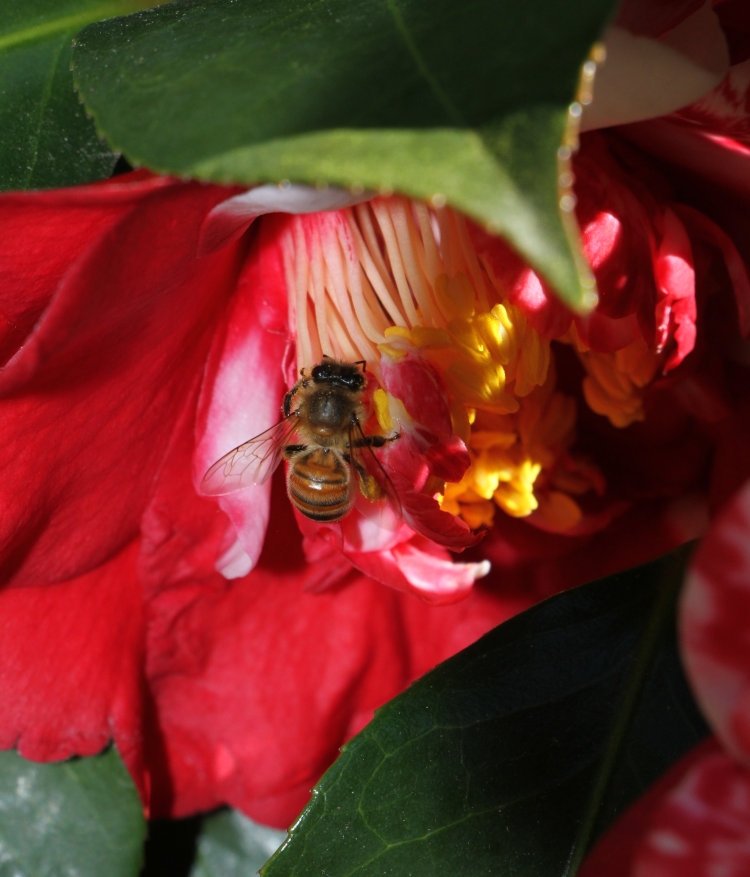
<box><xmin>286</xmin><ymin>447</ymin><xmax>352</xmax><ymax>522</ymax></box>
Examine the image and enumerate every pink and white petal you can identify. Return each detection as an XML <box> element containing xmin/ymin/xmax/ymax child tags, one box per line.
<box><xmin>623</xmin><ymin>117</ymin><xmax>750</xmax><ymax>202</ymax></box>
<box><xmin>200</xmin><ymin>183</ymin><xmax>371</xmax><ymax>253</ymax></box>
<box><xmin>579</xmin><ymin>739</ymin><xmax>744</xmax><ymax>877</ymax></box>
<box><xmin>349</xmin><ymin>500</ymin><xmax>406</xmax><ymax>546</ymax></box>
<box><xmin>194</xmin><ymin>255</ymin><xmax>290</xmax><ymax>572</ymax></box>
<box><xmin>583</xmin><ymin>3</ymin><xmax>729</xmax><ymax>132</ymax></box>
<box><xmin>297</xmin><ymin>505</ymin><xmax>484</xmax><ymax>600</ymax></box>
<box><xmin>633</xmin><ymin>744</ymin><xmax>750</xmax><ymax>876</ymax></box>
<box><xmin>677</xmin><ymin>56</ymin><xmax>750</xmax><ymax>146</ymax></box>
<box><xmin>344</xmin><ymin>534</ymin><xmax>490</xmax><ymax>604</ymax></box>
<box><xmin>680</xmin><ymin>479</ymin><xmax>750</xmax><ymax>765</ymax></box>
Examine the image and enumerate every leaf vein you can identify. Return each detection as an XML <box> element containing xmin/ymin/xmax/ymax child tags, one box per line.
<box><xmin>383</xmin><ymin>0</ymin><xmax>464</xmax><ymax>126</ymax></box>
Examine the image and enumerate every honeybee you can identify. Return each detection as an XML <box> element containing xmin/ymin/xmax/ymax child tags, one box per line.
<box><xmin>201</xmin><ymin>358</ymin><xmax>399</xmax><ymax>522</ymax></box>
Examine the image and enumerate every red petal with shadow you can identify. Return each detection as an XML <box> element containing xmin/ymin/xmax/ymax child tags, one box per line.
<box><xmin>0</xmin><ymin>174</ymin><xmax>244</xmax><ymax>588</ymax></box>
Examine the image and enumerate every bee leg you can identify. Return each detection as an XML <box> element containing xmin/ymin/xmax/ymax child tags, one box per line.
<box><xmin>283</xmin><ymin>385</ymin><xmax>306</xmax><ymax>416</ymax></box>
<box><xmin>350</xmin><ymin>433</ymin><xmax>400</xmax><ymax>449</ymax></box>
<box><xmin>282</xmin><ymin>444</ymin><xmax>307</xmax><ymax>459</ymax></box>
<box><xmin>344</xmin><ymin>454</ymin><xmax>382</xmax><ymax>501</ymax></box>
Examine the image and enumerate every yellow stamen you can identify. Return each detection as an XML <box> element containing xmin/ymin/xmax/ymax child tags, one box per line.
<box><xmin>577</xmin><ymin>336</ymin><xmax>661</xmax><ymax>427</ymax></box>
<box><xmin>373</xmin><ymin>388</ymin><xmax>394</xmax><ymax>433</ymax></box>
<box><xmin>281</xmin><ymin>195</ymin><xmax>608</xmax><ymax>533</ymax></box>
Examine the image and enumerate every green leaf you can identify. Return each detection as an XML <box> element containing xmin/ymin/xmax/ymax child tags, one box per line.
<box><xmin>0</xmin><ymin>746</ymin><xmax>146</xmax><ymax>876</ymax></box>
<box><xmin>191</xmin><ymin>809</ymin><xmax>287</xmax><ymax>877</ymax></box>
<box><xmin>262</xmin><ymin>549</ymin><xmax>708</xmax><ymax>876</ymax></box>
<box><xmin>0</xmin><ymin>1</ymin><xmax>155</xmax><ymax>191</ymax></box>
<box><xmin>71</xmin><ymin>0</ymin><xmax>618</xmax><ymax>309</ymax></box>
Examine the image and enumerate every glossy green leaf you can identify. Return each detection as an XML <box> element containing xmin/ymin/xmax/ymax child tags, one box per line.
<box><xmin>191</xmin><ymin>810</ymin><xmax>287</xmax><ymax>877</ymax></box>
<box><xmin>262</xmin><ymin>549</ymin><xmax>708</xmax><ymax>876</ymax></box>
<box><xmin>0</xmin><ymin>0</ymin><xmax>155</xmax><ymax>191</ymax></box>
<box><xmin>71</xmin><ymin>0</ymin><xmax>618</xmax><ymax>308</ymax></box>
<box><xmin>0</xmin><ymin>746</ymin><xmax>146</xmax><ymax>876</ymax></box>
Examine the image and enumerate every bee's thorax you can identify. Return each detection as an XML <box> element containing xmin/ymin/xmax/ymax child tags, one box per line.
<box><xmin>305</xmin><ymin>390</ymin><xmax>358</xmax><ymax>433</ymax></box>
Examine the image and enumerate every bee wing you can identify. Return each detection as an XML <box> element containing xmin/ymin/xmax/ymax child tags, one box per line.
<box><xmin>201</xmin><ymin>416</ymin><xmax>299</xmax><ymax>496</ymax></box>
<box><xmin>348</xmin><ymin>419</ymin><xmax>401</xmax><ymax>516</ymax></box>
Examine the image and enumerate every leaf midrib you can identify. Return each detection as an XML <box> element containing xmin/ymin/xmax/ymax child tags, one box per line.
<box><xmin>0</xmin><ymin>2</ymin><xmax>146</xmax><ymax>52</ymax></box>
<box><xmin>563</xmin><ymin>553</ymin><xmax>689</xmax><ymax>875</ymax></box>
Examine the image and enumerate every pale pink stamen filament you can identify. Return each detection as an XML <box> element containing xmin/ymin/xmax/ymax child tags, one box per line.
<box><xmin>283</xmin><ymin>197</ymin><xmax>499</xmax><ymax>373</ymax></box>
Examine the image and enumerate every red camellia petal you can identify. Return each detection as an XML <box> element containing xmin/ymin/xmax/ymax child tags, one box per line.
<box><xmin>0</xmin><ymin>169</ymin><xmax>536</xmax><ymax>825</ymax></box>
<box><xmin>148</xmin><ymin>561</ymin><xmax>520</xmax><ymax>824</ymax></box>
<box><xmin>0</xmin><ymin>173</ymin><xmax>244</xmax><ymax>588</ymax></box>
<box><xmin>138</xmin><ymin>435</ymin><xmax>523</xmax><ymax>821</ymax></box>
<box><xmin>714</xmin><ymin>0</ymin><xmax>750</xmax><ymax>65</ymax></box>
<box><xmin>615</xmin><ymin>0</ymin><xmax>704</xmax><ymax>38</ymax></box>
<box><xmin>473</xmin><ymin>130</ymin><xmax>707</xmax><ymax>365</ymax></box>
<box><xmin>0</xmin><ymin>541</ymin><xmax>147</xmax><ymax>798</ymax></box>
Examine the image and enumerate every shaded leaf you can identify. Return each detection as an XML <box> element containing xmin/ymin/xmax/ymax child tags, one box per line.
<box><xmin>0</xmin><ymin>0</ymin><xmax>153</xmax><ymax>191</ymax></box>
<box><xmin>142</xmin><ymin>815</ymin><xmax>202</xmax><ymax>876</ymax></box>
<box><xmin>71</xmin><ymin>0</ymin><xmax>619</xmax><ymax>308</ymax></box>
<box><xmin>0</xmin><ymin>747</ymin><xmax>146</xmax><ymax>876</ymax></box>
<box><xmin>262</xmin><ymin>549</ymin><xmax>708</xmax><ymax>876</ymax></box>
<box><xmin>191</xmin><ymin>809</ymin><xmax>287</xmax><ymax>877</ymax></box>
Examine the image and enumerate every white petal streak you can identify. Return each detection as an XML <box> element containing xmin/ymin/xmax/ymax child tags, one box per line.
<box><xmin>216</xmin><ymin>538</ymin><xmax>254</xmax><ymax>580</ymax></box>
<box><xmin>582</xmin><ymin>4</ymin><xmax>728</xmax><ymax>132</ymax></box>
<box><xmin>200</xmin><ymin>184</ymin><xmax>371</xmax><ymax>253</ymax></box>
<box><xmin>635</xmin><ymin>750</ymin><xmax>750</xmax><ymax>877</ymax></box>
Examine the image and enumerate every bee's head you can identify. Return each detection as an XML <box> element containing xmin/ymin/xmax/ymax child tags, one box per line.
<box><xmin>311</xmin><ymin>358</ymin><xmax>366</xmax><ymax>391</ymax></box>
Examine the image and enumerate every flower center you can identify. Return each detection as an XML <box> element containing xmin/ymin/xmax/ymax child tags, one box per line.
<box><xmin>278</xmin><ymin>196</ymin><xmax>642</xmax><ymax>533</ymax></box>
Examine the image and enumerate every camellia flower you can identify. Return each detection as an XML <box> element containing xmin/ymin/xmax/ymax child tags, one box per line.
<box><xmin>2</xmin><ymin>0</ymin><xmax>750</xmax><ymax>833</ymax></box>
<box><xmin>196</xmin><ymin>112</ymin><xmax>750</xmax><ymax>607</ymax></box>
<box><xmin>0</xmin><ymin>172</ymin><xmax>537</xmax><ymax>824</ymax></box>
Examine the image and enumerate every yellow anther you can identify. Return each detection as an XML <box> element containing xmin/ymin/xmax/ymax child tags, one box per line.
<box><xmin>280</xmin><ymin>193</ymin><xmax>610</xmax><ymax>535</ymax></box>
<box><xmin>535</xmin><ymin>491</ymin><xmax>583</xmax><ymax>531</ymax></box>
<box><xmin>373</xmin><ymin>388</ymin><xmax>393</xmax><ymax>432</ymax></box>
<box><xmin>578</xmin><ymin>337</ymin><xmax>661</xmax><ymax>427</ymax></box>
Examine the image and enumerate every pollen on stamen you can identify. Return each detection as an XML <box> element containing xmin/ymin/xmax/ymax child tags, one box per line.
<box><xmin>577</xmin><ymin>336</ymin><xmax>662</xmax><ymax>427</ymax></box>
<box><xmin>278</xmin><ymin>195</ymin><xmax>597</xmax><ymax>532</ymax></box>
